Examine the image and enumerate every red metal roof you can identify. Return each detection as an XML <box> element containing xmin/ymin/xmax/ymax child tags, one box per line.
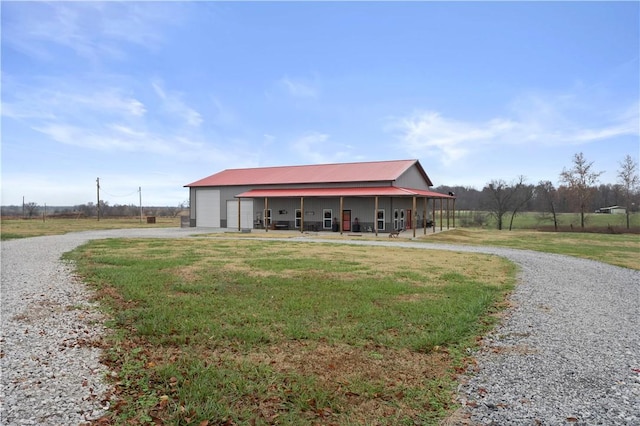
<box><xmin>185</xmin><ymin>159</ymin><xmax>432</xmax><ymax>187</ymax></box>
<box><xmin>235</xmin><ymin>187</ymin><xmax>454</xmax><ymax>199</ymax></box>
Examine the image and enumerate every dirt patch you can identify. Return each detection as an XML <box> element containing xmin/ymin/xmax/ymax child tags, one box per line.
<box><xmin>249</xmin><ymin>341</ymin><xmax>450</xmax><ymax>386</ymax></box>
<box><xmin>242</xmin><ymin>340</ymin><xmax>452</xmax><ymax>421</ymax></box>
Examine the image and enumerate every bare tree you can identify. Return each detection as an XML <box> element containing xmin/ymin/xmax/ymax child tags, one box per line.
<box><xmin>508</xmin><ymin>176</ymin><xmax>535</xmax><ymax>231</ymax></box>
<box><xmin>559</xmin><ymin>152</ymin><xmax>603</xmax><ymax>229</ymax></box>
<box><xmin>483</xmin><ymin>179</ymin><xmax>515</xmax><ymax>230</ymax></box>
<box><xmin>617</xmin><ymin>154</ymin><xmax>639</xmax><ymax>229</ymax></box>
<box><xmin>536</xmin><ymin>180</ymin><xmax>559</xmax><ymax>231</ymax></box>
<box><xmin>24</xmin><ymin>202</ymin><xmax>39</xmax><ymax>218</ymax></box>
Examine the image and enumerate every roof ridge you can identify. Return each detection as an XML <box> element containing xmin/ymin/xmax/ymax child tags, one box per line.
<box><xmin>223</xmin><ymin>159</ymin><xmax>416</xmax><ymax>171</ymax></box>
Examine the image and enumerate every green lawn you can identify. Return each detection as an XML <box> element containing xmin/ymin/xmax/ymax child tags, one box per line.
<box><xmin>65</xmin><ymin>238</ymin><xmax>515</xmax><ymax>425</ymax></box>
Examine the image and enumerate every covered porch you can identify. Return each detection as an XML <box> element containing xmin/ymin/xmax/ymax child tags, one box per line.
<box><xmin>234</xmin><ymin>187</ymin><xmax>456</xmax><ymax>238</ymax></box>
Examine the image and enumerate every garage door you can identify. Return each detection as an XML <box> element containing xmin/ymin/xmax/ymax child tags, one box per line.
<box><xmin>226</xmin><ymin>200</ymin><xmax>254</xmax><ymax>229</ymax></box>
<box><xmin>195</xmin><ymin>189</ymin><xmax>220</xmax><ymax>227</ymax></box>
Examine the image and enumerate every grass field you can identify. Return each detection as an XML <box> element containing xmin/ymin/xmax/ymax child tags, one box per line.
<box><xmin>418</xmin><ymin>229</ymin><xmax>640</xmax><ymax>270</ymax></box>
<box><xmin>0</xmin><ymin>217</ymin><xmax>180</xmax><ymax>240</ymax></box>
<box><xmin>455</xmin><ymin>211</ymin><xmax>640</xmax><ymax>231</ymax></box>
<box><xmin>65</xmin><ymin>238</ymin><xmax>516</xmax><ymax>425</ymax></box>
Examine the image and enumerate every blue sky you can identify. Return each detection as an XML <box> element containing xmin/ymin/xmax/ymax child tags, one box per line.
<box><xmin>2</xmin><ymin>1</ymin><xmax>638</xmax><ymax>206</ymax></box>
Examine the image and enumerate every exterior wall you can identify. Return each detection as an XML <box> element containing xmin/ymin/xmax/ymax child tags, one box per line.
<box><xmin>395</xmin><ymin>164</ymin><xmax>430</xmax><ymax>190</ymax></box>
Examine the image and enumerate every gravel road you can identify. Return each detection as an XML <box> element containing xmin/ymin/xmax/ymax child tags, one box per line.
<box><xmin>1</xmin><ymin>229</ymin><xmax>638</xmax><ymax>425</ymax></box>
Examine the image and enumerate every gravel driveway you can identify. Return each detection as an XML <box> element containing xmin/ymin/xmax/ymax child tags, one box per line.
<box><xmin>1</xmin><ymin>229</ymin><xmax>638</xmax><ymax>425</ymax></box>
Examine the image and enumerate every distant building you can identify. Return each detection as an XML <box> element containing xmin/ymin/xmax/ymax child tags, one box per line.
<box><xmin>595</xmin><ymin>205</ymin><xmax>626</xmax><ymax>214</ymax></box>
<box><xmin>184</xmin><ymin>159</ymin><xmax>455</xmax><ymax>236</ymax></box>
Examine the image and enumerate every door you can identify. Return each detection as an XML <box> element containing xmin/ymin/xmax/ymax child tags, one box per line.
<box><xmin>323</xmin><ymin>209</ymin><xmax>332</xmax><ymax>229</ymax></box>
<box><xmin>195</xmin><ymin>189</ymin><xmax>220</xmax><ymax>227</ymax></box>
<box><xmin>226</xmin><ymin>200</ymin><xmax>253</xmax><ymax>229</ymax></box>
<box><xmin>377</xmin><ymin>209</ymin><xmax>385</xmax><ymax>231</ymax></box>
<box><xmin>342</xmin><ymin>210</ymin><xmax>351</xmax><ymax>232</ymax></box>
<box><xmin>295</xmin><ymin>209</ymin><xmax>302</xmax><ymax>228</ymax></box>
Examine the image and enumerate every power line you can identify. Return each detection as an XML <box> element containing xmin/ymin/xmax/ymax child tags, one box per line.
<box><xmin>100</xmin><ymin>188</ymin><xmax>140</xmax><ymax>198</ymax></box>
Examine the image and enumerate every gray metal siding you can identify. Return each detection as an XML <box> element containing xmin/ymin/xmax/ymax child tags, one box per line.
<box><xmin>395</xmin><ymin>164</ymin><xmax>430</xmax><ymax>189</ymax></box>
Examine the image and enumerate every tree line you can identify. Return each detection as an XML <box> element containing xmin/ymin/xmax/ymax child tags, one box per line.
<box><xmin>1</xmin><ymin>200</ymin><xmax>189</xmax><ymax>219</ymax></box>
<box><xmin>435</xmin><ymin>153</ymin><xmax>639</xmax><ymax>230</ymax></box>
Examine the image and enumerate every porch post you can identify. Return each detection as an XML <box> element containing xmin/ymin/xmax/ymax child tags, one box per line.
<box><xmin>339</xmin><ymin>196</ymin><xmax>344</xmax><ymax>235</ymax></box>
<box><xmin>423</xmin><ymin>197</ymin><xmax>427</xmax><ymax>235</ymax></box>
<box><xmin>432</xmin><ymin>197</ymin><xmax>436</xmax><ymax>233</ymax></box>
<box><xmin>374</xmin><ymin>196</ymin><xmax>379</xmax><ymax>237</ymax></box>
<box><xmin>300</xmin><ymin>197</ymin><xmax>304</xmax><ymax>233</ymax></box>
<box><xmin>237</xmin><ymin>197</ymin><xmax>241</xmax><ymax>231</ymax></box>
<box><xmin>265</xmin><ymin>197</ymin><xmax>269</xmax><ymax>233</ymax></box>
<box><xmin>452</xmin><ymin>198</ymin><xmax>456</xmax><ymax>228</ymax></box>
<box><xmin>446</xmin><ymin>198</ymin><xmax>450</xmax><ymax>229</ymax></box>
<box><xmin>440</xmin><ymin>198</ymin><xmax>443</xmax><ymax>231</ymax></box>
<box><xmin>412</xmin><ymin>196</ymin><xmax>417</xmax><ymax>238</ymax></box>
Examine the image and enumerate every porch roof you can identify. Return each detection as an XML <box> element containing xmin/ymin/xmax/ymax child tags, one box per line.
<box><xmin>235</xmin><ymin>186</ymin><xmax>454</xmax><ymax>199</ymax></box>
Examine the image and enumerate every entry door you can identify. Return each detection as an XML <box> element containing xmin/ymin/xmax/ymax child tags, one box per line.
<box><xmin>343</xmin><ymin>210</ymin><xmax>351</xmax><ymax>232</ymax></box>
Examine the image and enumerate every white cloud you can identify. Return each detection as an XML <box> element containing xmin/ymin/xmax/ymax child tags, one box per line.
<box><xmin>390</xmin><ymin>111</ymin><xmax>516</xmax><ymax>165</ymax></box>
<box><xmin>2</xmin><ymin>84</ymin><xmax>146</xmax><ymax>120</ymax></box>
<box><xmin>2</xmin><ymin>2</ymin><xmax>180</xmax><ymax>62</ymax></box>
<box><xmin>279</xmin><ymin>76</ymin><xmax>318</xmax><ymax>98</ymax></box>
<box><xmin>2</xmin><ymin>74</ymin><xmax>225</xmax><ymax>168</ymax></box>
<box><xmin>289</xmin><ymin>132</ymin><xmax>354</xmax><ymax>164</ymax></box>
<box><xmin>389</xmin><ymin>93</ymin><xmax>639</xmax><ymax>166</ymax></box>
<box><xmin>151</xmin><ymin>80</ymin><xmax>203</xmax><ymax>127</ymax></box>
<box><xmin>291</xmin><ymin>132</ymin><xmax>330</xmax><ymax>163</ymax></box>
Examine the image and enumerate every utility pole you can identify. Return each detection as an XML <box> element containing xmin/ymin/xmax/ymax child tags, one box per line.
<box><xmin>96</xmin><ymin>177</ymin><xmax>100</xmax><ymax>221</ymax></box>
<box><xmin>139</xmin><ymin>187</ymin><xmax>142</xmax><ymax>223</ymax></box>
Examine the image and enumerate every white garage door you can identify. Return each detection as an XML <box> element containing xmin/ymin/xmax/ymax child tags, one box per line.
<box><xmin>195</xmin><ymin>189</ymin><xmax>220</xmax><ymax>227</ymax></box>
<box><xmin>226</xmin><ymin>200</ymin><xmax>254</xmax><ymax>229</ymax></box>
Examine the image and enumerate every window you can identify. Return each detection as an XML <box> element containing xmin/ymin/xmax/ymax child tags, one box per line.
<box><xmin>377</xmin><ymin>209</ymin><xmax>385</xmax><ymax>231</ymax></box>
<box><xmin>295</xmin><ymin>209</ymin><xmax>302</xmax><ymax>228</ymax></box>
<box><xmin>323</xmin><ymin>209</ymin><xmax>333</xmax><ymax>229</ymax></box>
<box><xmin>393</xmin><ymin>209</ymin><xmax>399</xmax><ymax>230</ymax></box>
<box><xmin>400</xmin><ymin>209</ymin><xmax>405</xmax><ymax>230</ymax></box>
<box><xmin>264</xmin><ymin>209</ymin><xmax>272</xmax><ymax>227</ymax></box>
